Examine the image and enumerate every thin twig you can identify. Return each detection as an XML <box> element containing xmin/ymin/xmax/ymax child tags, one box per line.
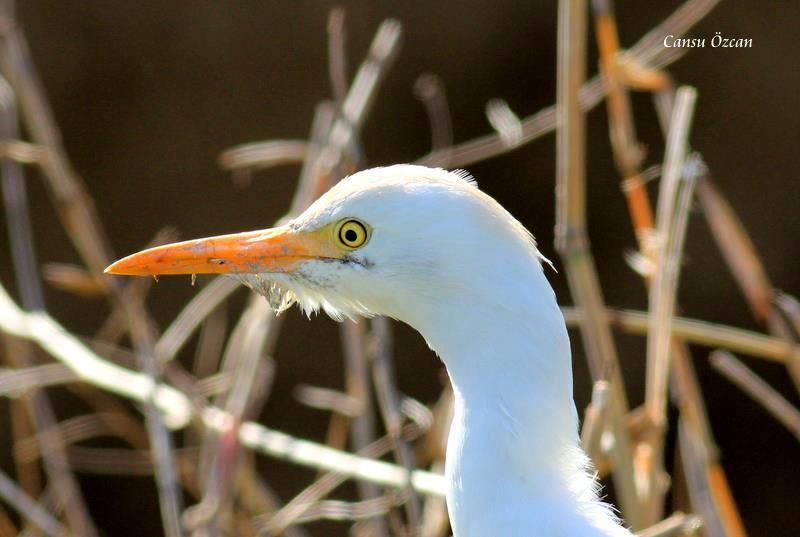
<box><xmin>287</xmin><ymin>101</ymin><xmax>336</xmax><ymax>217</ymax></box>
<box><xmin>649</xmin><ymin>82</ymin><xmax>757</xmax><ymax>535</ymax></box>
<box><xmin>646</xmin><ymin>87</ymin><xmax>698</xmax><ymax>419</ymax></box>
<box><xmin>581</xmin><ymin>380</ymin><xmax>610</xmax><ymax>465</ymax></box>
<box><xmin>414</xmin><ymin>74</ymin><xmax>453</xmax><ymax>152</ymax></box>
<box><xmin>555</xmin><ymin>0</ymin><xmax>641</xmax><ymax>525</ymax></box>
<box><xmin>641</xmin><ymin>88</ymin><xmax>697</xmax><ymax>520</ymax></box>
<box><xmin>308</xmin><ymin>18</ymin><xmax>402</xmax><ymax>183</ymax></box>
<box><xmin>0</xmin><ymin>73</ymin><xmax>44</xmax><ymax>310</ymax></box>
<box><xmin>676</xmin><ymin>420</ymin><xmax>745</xmax><ymax>537</ymax></box>
<box><xmin>710</xmin><ymin>350</ymin><xmax>800</xmax><ymax>442</ymax></box>
<box><xmin>0</xmin><ymin>470</ymin><xmax>73</xmax><ymax>537</ymax></box>
<box><xmin>155</xmin><ymin>277</ymin><xmax>241</xmax><ymax>364</ymax></box>
<box><xmin>222</xmin><ymin>414</ymin><xmax>442</xmax><ymax>496</ymax></box>
<box><xmin>282</xmin><ymin>492</ymin><xmax>408</xmax><ymax>526</ymax></box>
<box><xmin>485</xmin><ymin>98</ymin><xmax>523</xmax><ymax>147</ymax></box>
<box><xmin>695</xmin><ymin>176</ymin><xmax>774</xmax><ymax>321</ymax></box>
<box><xmin>327</xmin><ymin>7</ymin><xmax>349</xmax><ymax>108</ymax></box>
<box><xmin>294</xmin><ymin>384</ymin><xmax>363</xmax><ymax>417</ymax></box>
<box><xmin>0</xmin><ymin>283</ymin><xmax>193</xmax><ymax>427</ymax></box>
<box><xmin>41</xmin><ymin>263</ymin><xmax>105</xmax><ymax>297</ymax></box>
<box><xmin>591</xmin><ymin>0</ymin><xmax>655</xmax><ymax>256</ymax></box>
<box><xmin>637</xmin><ymin>511</ymin><xmax>702</xmax><ymax>537</ymax></box>
<box><xmin>217</xmin><ymin>140</ymin><xmax>308</xmax><ymax>174</ymax></box>
<box><xmin>123</xmin><ymin>300</ymin><xmax>186</xmax><ymax>537</ymax></box>
<box><xmin>772</xmin><ymin>293</ymin><xmax>800</xmax><ymax>394</ymax></box>
<box><xmin>0</xmin><ymin>363</ymin><xmax>77</xmax><ymax>395</ymax></box>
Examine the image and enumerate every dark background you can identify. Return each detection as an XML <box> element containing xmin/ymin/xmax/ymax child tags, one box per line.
<box><xmin>1</xmin><ymin>1</ymin><xmax>798</xmax><ymax>535</ymax></box>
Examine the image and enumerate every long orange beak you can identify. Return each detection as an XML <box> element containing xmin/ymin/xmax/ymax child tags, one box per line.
<box><xmin>105</xmin><ymin>226</ymin><xmax>342</xmax><ymax>276</ymax></box>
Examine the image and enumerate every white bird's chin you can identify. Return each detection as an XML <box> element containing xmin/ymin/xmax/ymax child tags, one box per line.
<box><xmin>231</xmin><ymin>272</ymin><xmax>374</xmax><ymax>322</ymax></box>
<box><xmin>230</xmin><ymin>274</ymin><xmax>298</xmax><ymax>314</ymax></box>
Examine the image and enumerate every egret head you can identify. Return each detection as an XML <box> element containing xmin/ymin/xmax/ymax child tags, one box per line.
<box><xmin>106</xmin><ymin>165</ymin><xmax>548</xmax><ymax>330</ymax></box>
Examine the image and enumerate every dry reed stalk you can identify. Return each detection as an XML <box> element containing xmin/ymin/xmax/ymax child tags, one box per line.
<box><xmin>695</xmin><ymin>179</ymin><xmax>773</xmax><ymax>321</ymax></box>
<box><xmin>40</xmin><ymin>263</ymin><xmax>105</xmax><ymax>297</ymax></box>
<box><xmin>0</xmin><ymin>470</ymin><xmax>73</xmax><ymax>537</ymax></box>
<box><xmin>8</xmin><ymin>397</ymin><xmax>41</xmax><ymax>529</ymax></box>
<box><xmin>581</xmin><ymin>380</ymin><xmax>611</xmax><ymax>466</ymax></box>
<box><xmin>560</xmin><ymin>308</ymin><xmax>800</xmax><ymax>365</ymax></box>
<box><xmin>652</xmin><ymin>88</ymin><xmax>800</xmax><ymax>537</ymax></box>
<box><xmin>13</xmin><ymin>412</ymin><xmax>146</xmax><ymax>460</ymax></box>
<box><xmin>555</xmin><ymin>0</ymin><xmax>642</xmax><ymax>526</ymax></box>
<box><xmin>308</xmin><ymin>18</ymin><xmax>402</xmax><ymax>183</ymax></box>
<box><xmin>650</xmin><ymin>78</ymin><xmax>800</xmax><ymax>537</ymax></box>
<box><xmin>591</xmin><ymin>0</ymin><xmax>655</xmax><ymax>257</ymax></box>
<box><xmin>234</xmin><ymin>462</ymin><xmax>313</xmax><ymax>537</ymax></box>
<box><xmin>327</xmin><ymin>7</ymin><xmax>349</xmax><ymax>109</ymax></box>
<box><xmin>0</xmin><ymin>363</ymin><xmax>77</xmax><ymax>396</ymax></box>
<box><xmin>156</xmin><ymin>277</ymin><xmax>242</xmax><ymax>364</ymax></box>
<box><xmin>694</xmin><ymin>176</ymin><xmax>800</xmax><ymax>395</ymax></box>
<box><xmin>771</xmin><ymin>294</ymin><xmax>800</xmax><ymax>395</ymax></box>
<box><xmin>414</xmin><ymin>74</ymin><xmax>453</xmax><ymax>153</ymax></box>
<box><xmin>485</xmin><ymin>98</ymin><xmax>523</xmax><ymax>147</ymax></box>
<box><xmin>710</xmin><ymin>351</ymin><xmax>800</xmax><ymax>442</ymax></box>
<box><xmin>641</xmin><ymin>88</ymin><xmax>697</xmax><ymax>521</ymax></box>
<box><xmin>0</xmin><ymin>74</ymin><xmax>43</xmax><ymax>311</ymax></box>
<box><xmin>638</xmin><ymin>511</ymin><xmax>703</xmax><ymax>537</ymax></box>
<box><xmin>218</xmin><ymin>140</ymin><xmax>309</xmax><ymax>175</ymax></box>
<box><xmin>295</xmin><ymin>385</ymin><xmax>363</xmax><ymax>417</ymax></box>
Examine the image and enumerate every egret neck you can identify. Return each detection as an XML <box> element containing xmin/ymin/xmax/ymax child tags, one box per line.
<box><xmin>400</xmin><ymin>247</ymin><xmax>605</xmax><ymax>535</ymax></box>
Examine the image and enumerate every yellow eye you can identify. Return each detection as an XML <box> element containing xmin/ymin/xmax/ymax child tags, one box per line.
<box><xmin>335</xmin><ymin>219</ymin><xmax>370</xmax><ymax>249</ymax></box>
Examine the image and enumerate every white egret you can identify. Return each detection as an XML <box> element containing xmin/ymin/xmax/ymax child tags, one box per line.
<box><xmin>107</xmin><ymin>165</ymin><xmax>633</xmax><ymax>536</ymax></box>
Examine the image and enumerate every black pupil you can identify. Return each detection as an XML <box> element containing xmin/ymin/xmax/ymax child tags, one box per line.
<box><xmin>344</xmin><ymin>228</ymin><xmax>359</xmax><ymax>243</ymax></box>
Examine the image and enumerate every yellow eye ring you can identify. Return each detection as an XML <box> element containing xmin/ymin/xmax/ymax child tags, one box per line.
<box><xmin>335</xmin><ymin>219</ymin><xmax>370</xmax><ymax>250</ymax></box>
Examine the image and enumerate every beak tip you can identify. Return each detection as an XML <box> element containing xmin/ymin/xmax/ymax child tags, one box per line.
<box><xmin>105</xmin><ymin>258</ymin><xmax>139</xmax><ymax>276</ymax></box>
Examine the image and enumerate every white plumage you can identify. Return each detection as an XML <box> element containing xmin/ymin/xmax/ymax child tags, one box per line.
<box><xmin>108</xmin><ymin>164</ymin><xmax>633</xmax><ymax>536</ymax></box>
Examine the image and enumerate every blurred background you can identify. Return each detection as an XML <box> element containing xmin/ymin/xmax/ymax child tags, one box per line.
<box><xmin>1</xmin><ymin>1</ymin><xmax>798</xmax><ymax>536</ymax></box>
